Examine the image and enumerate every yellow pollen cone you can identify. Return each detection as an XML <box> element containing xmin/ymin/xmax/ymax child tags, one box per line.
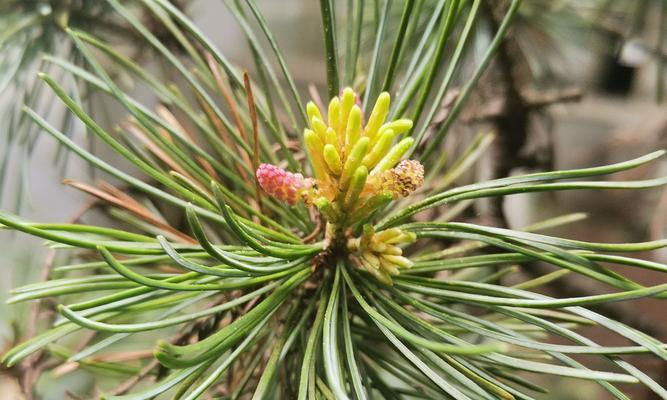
<box><xmin>372</xmin><ymin>137</ymin><xmax>414</xmax><ymax>174</ymax></box>
<box><xmin>304</xmin><ymin>128</ymin><xmax>329</xmax><ymax>182</ymax></box>
<box><xmin>328</xmin><ymin>97</ymin><xmax>341</xmax><ymax>135</ymax></box>
<box><xmin>345</xmin><ymin>105</ymin><xmax>362</xmax><ymax>155</ymax></box>
<box><xmin>340</xmin><ymin>136</ymin><xmax>369</xmax><ymax>191</ymax></box>
<box><xmin>311</xmin><ymin>117</ymin><xmax>327</xmax><ymax>141</ymax></box>
<box><xmin>307</xmin><ymin>101</ymin><xmax>323</xmax><ymax>126</ymax></box>
<box><xmin>323</xmin><ymin>144</ymin><xmax>342</xmax><ymax>176</ymax></box>
<box><xmin>325</xmin><ymin>127</ymin><xmax>339</xmax><ymax>148</ymax></box>
<box><xmin>364</xmin><ymin>92</ymin><xmax>390</xmax><ymax>140</ymax></box>
<box><xmin>344</xmin><ymin>166</ymin><xmax>368</xmax><ymax>209</ymax></box>
<box><xmin>374</xmin><ymin>119</ymin><xmax>413</xmax><ymax>146</ymax></box>
<box><xmin>340</xmin><ymin>87</ymin><xmax>356</xmax><ymax>140</ymax></box>
<box><xmin>363</xmin><ymin>129</ymin><xmax>397</xmax><ymax>169</ymax></box>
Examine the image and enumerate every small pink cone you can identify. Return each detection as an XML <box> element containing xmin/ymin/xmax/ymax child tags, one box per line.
<box><xmin>256</xmin><ymin>163</ymin><xmax>313</xmax><ymax>205</ymax></box>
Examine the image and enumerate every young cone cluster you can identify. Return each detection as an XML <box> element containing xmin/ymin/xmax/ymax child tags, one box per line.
<box><xmin>257</xmin><ymin>88</ymin><xmax>423</xmax><ymax>224</ymax></box>
<box><xmin>304</xmin><ymin>88</ymin><xmax>422</xmax><ymax>222</ymax></box>
<box><xmin>255</xmin><ymin>88</ymin><xmax>423</xmax><ymax>281</ymax></box>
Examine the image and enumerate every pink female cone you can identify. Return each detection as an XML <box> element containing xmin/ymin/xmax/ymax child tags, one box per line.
<box><xmin>256</xmin><ymin>163</ymin><xmax>314</xmax><ymax>205</ymax></box>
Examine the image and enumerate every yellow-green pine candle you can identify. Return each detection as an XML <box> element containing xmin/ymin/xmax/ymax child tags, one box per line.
<box><xmin>311</xmin><ymin>117</ymin><xmax>328</xmax><ymax>141</ymax></box>
<box><xmin>323</xmin><ymin>144</ymin><xmax>342</xmax><ymax>176</ymax></box>
<box><xmin>367</xmin><ymin>265</ymin><xmax>392</xmax><ymax>285</ymax></box>
<box><xmin>328</xmin><ymin>97</ymin><xmax>341</xmax><ymax>135</ymax></box>
<box><xmin>375</xmin><ymin>228</ymin><xmax>402</xmax><ymax>242</ymax></box>
<box><xmin>363</xmin><ymin>128</ymin><xmax>396</xmax><ymax>169</ymax></box>
<box><xmin>385</xmin><ymin>231</ymin><xmax>417</xmax><ymax>245</ymax></box>
<box><xmin>364</xmin><ymin>92</ymin><xmax>390</xmax><ymax>140</ymax></box>
<box><xmin>379</xmin><ymin>258</ymin><xmax>400</xmax><ymax>276</ymax></box>
<box><xmin>344</xmin><ymin>166</ymin><xmax>368</xmax><ymax>209</ymax></box>
<box><xmin>339</xmin><ymin>87</ymin><xmax>356</xmax><ymax>139</ymax></box>
<box><xmin>345</xmin><ymin>105</ymin><xmax>362</xmax><ymax>155</ymax></box>
<box><xmin>371</xmin><ymin>137</ymin><xmax>414</xmax><ymax>174</ymax></box>
<box><xmin>362</xmin><ymin>251</ymin><xmax>381</xmax><ymax>270</ymax></box>
<box><xmin>382</xmin><ymin>245</ymin><xmax>403</xmax><ymax>256</ymax></box>
<box><xmin>339</xmin><ymin>136</ymin><xmax>369</xmax><ymax>191</ymax></box>
<box><xmin>381</xmin><ymin>254</ymin><xmax>413</xmax><ymax>268</ymax></box>
<box><xmin>369</xmin><ymin>240</ymin><xmax>387</xmax><ymax>254</ymax></box>
<box><xmin>307</xmin><ymin>101</ymin><xmax>323</xmax><ymax>126</ymax></box>
<box><xmin>304</xmin><ymin>129</ymin><xmax>329</xmax><ymax>182</ymax></box>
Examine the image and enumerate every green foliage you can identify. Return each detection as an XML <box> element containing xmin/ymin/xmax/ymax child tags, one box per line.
<box><xmin>1</xmin><ymin>0</ymin><xmax>667</xmax><ymax>399</ymax></box>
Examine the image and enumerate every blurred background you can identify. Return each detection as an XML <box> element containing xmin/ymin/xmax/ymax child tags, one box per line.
<box><xmin>0</xmin><ymin>1</ymin><xmax>665</xmax><ymax>399</ymax></box>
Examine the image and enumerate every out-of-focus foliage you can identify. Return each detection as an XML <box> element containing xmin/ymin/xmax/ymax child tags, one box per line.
<box><xmin>0</xmin><ymin>0</ymin><xmax>190</xmax><ymax>211</ymax></box>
